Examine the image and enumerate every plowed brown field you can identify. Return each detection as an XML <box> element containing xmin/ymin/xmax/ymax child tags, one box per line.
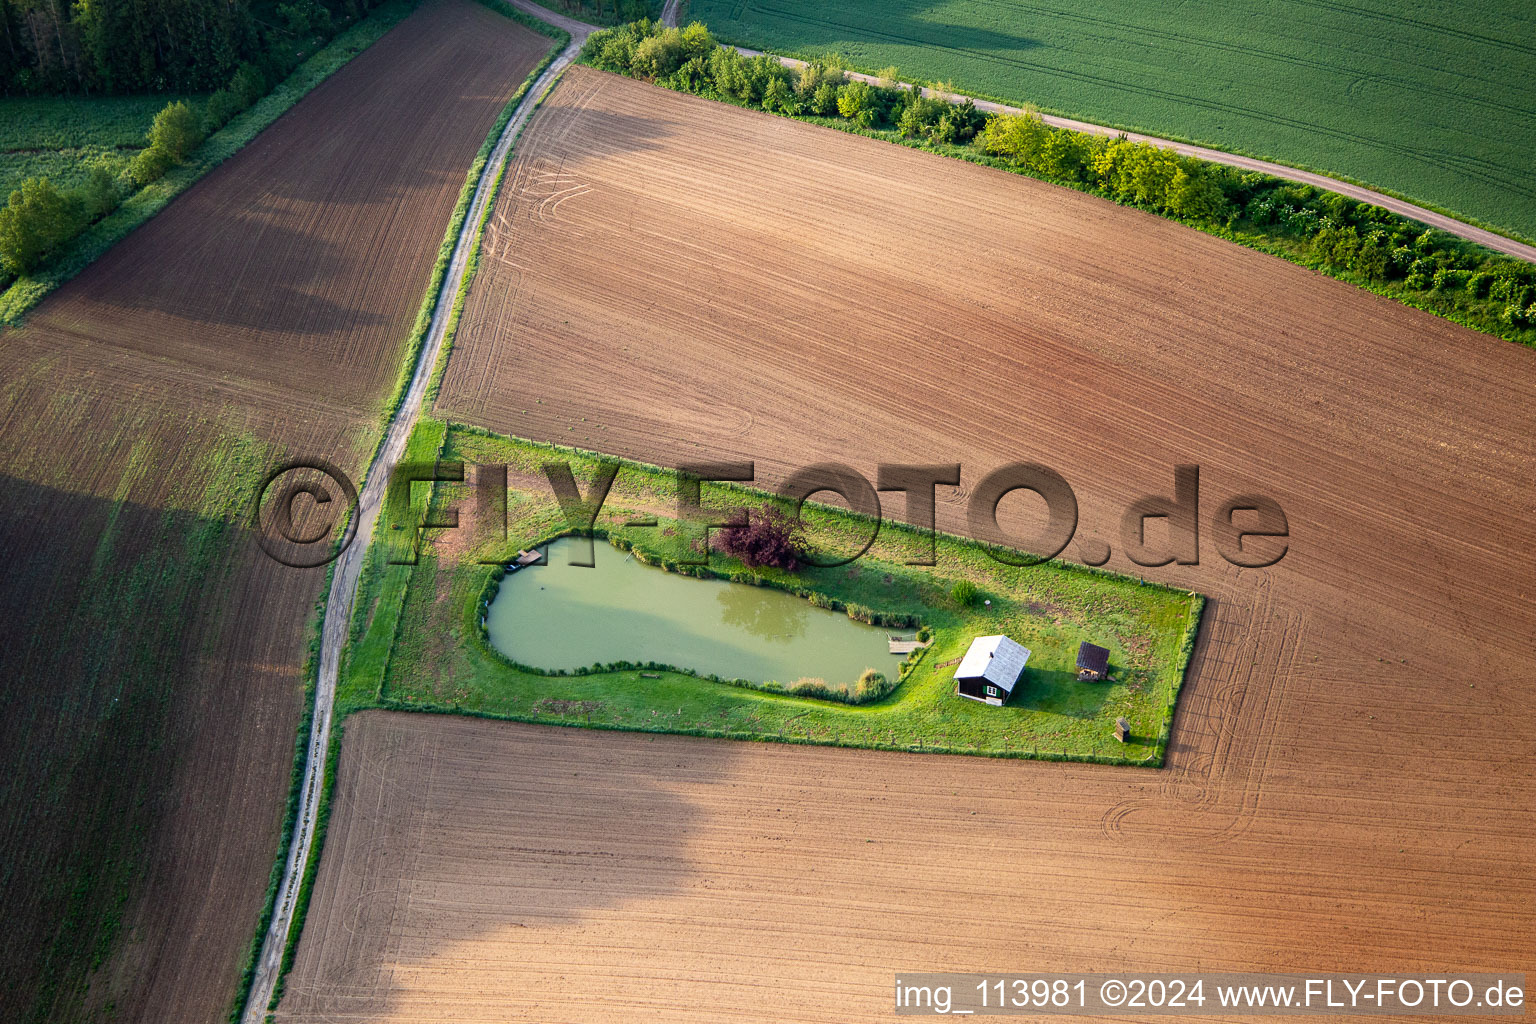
<box><xmin>0</xmin><ymin>5</ymin><xmax>551</xmax><ymax>1022</ymax></box>
<box><xmin>274</xmin><ymin>65</ymin><xmax>1536</xmax><ymax>1020</ymax></box>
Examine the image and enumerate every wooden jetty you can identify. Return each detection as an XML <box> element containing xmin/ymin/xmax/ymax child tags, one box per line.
<box><xmin>888</xmin><ymin>635</ymin><xmax>931</xmax><ymax>655</ymax></box>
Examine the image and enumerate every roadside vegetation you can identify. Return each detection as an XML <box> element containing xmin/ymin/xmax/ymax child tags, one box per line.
<box><xmin>688</xmin><ymin>0</ymin><xmax>1536</xmax><ymax>243</ymax></box>
<box><xmin>252</xmin><ymin>20</ymin><xmax>563</xmax><ymax>1014</ymax></box>
<box><xmin>579</xmin><ymin>20</ymin><xmax>1536</xmax><ymax>348</ymax></box>
<box><xmin>0</xmin><ymin>3</ymin><xmax>563</xmax><ymax>1020</ymax></box>
<box><xmin>338</xmin><ymin>423</ymin><xmax>1203</xmax><ymax>766</ymax></box>
<box><xmin>0</xmin><ymin>0</ymin><xmax>421</xmax><ymax>313</ymax></box>
<box><xmin>522</xmin><ymin>0</ymin><xmax>656</xmax><ymax>27</ymax></box>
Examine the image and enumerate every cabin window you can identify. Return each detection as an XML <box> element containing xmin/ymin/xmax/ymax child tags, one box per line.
<box><xmin>986</xmin><ymin>685</ymin><xmax>999</xmax><ymax>698</ymax></box>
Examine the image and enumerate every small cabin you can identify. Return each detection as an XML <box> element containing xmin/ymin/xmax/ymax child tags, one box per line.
<box><xmin>1114</xmin><ymin>716</ymin><xmax>1131</xmax><ymax>742</ymax></box>
<box><xmin>953</xmin><ymin>635</ymin><xmax>1030</xmax><ymax>706</ymax></box>
<box><xmin>1076</xmin><ymin>641</ymin><xmax>1110</xmax><ymax>681</ymax></box>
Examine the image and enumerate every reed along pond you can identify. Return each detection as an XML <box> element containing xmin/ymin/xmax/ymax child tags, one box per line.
<box><xmin>485</xmin><ymin>538</ymin><xmax>902</xmax><ymax>690</ymax></box>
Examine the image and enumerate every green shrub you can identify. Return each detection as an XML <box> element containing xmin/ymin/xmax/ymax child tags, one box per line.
<box><xmin>796</xmin><ymin>60</ymin><xmax>844</xmax><ymax>99</ymax></box>
<box><xmin>0</xmin><ymin>178</ymin><xmax>79</xmax><ymax>275</ymax></box>
<box><xmin>1433</xmin><ymin>267</ymin><xmax>1470</xmax><ymax>291</ymax></box>
<box><xmin>836</xmin><ymin>79</ymin><xmax>878</xmax><ymax>127</ymax></box>
<box><xmin>1036</xmin><ymin>127</ymin><xmax>1090</xmax><ymax>181</ymax></box>
<box><xmin>230</xmin><ymin>63</ymin><xmax>268</xmax><ymax>107</ymax></box>
<box><xmin>204</xmin><ymin>89</ymin><xmax>242</xmax><ymax>132</ymax></box>
<box><xmin>951</xmin><ymin>579</ymin><xmax>978</xmax><ymax>606</ymax></box>
<box><xmin>125</xmin><ymin>145</ymin><xmax>174</xmax><ymax>189</ymax></box>
<box><xmin>762</xmin><ymin>75</ymin><xmax>798</xmax><ymax>114</ymax></box>
<box><xmin>808</xmin><ymin>81</ymin><xmax>841</xmax><ymax>116</ymax></box>
<box><xmin>854</xmin><ymin>668</ymin><xmax>894</xmax><ymax>701</ymax></box>
<box><xmin>897</xmin><ymin>93</ymin><xmax>947</xmax><ymax>138</ymax></box>
<box><xmin>147</xmin><ymin>101</ymin><xmax>204</xmax><ymax>163</ymax></box>
<box><xmin>76</xmin><ymin>158</ymin><xmax>120</xmax><ymax>222</ymax></box>
<box><xmin>631</xmin><ymin>28</ymin><xmax>690</xmax><ymax>78</ymax></box>
<box><xmin>978</xmin><ymin>111</ymin><xmax>1048</xmax><ymax>163</ymax></box>
<box><xmin>279</xmin><ymin>0</ymin><xmax>332</xmax><ymax>38</ymax></box>
<box><xmin>787</xmin><ymin>677</ymin><xmax>839</xmax><ymax>701</ymax></box>
<box><xmin>1352</xmin><ymin>232</ymin><xmax>1389</xmax><ymax>281</ymax></box>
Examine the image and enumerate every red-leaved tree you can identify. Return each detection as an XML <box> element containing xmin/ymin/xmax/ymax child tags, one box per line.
<box><xmin>716</xmin><ymin>505</ymin><xmax>805</xmax><ymax>571</ymax></box>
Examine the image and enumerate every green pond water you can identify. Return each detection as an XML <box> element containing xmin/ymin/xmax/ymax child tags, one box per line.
<box><xmin>484</xmin><ymin>538</ymin><xmax>902</xmax><ymax>689</ymax></box>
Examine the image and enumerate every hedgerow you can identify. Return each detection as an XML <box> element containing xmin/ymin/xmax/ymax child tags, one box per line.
<box><xmin>580</xmin><ymin>19</ymin><xmax>1536</xmax><ymax>347</ymax></box>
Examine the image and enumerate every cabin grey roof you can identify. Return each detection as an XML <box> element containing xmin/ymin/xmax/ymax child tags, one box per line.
<box><xmin>1076</xmin><ymin>641</ymin><xmax>1110</xmax><ymax>674</ymax></box>
<box><xmin>954</xmin><ymin>635</ymin><xmax>1031</xmax><ymax>692</ymax></box>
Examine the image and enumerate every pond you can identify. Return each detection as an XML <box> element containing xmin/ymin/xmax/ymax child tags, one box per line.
<box><xmin>484</xmin><ymin>537</ymin><xmax>902</xmax><ymax>690</ymax></box>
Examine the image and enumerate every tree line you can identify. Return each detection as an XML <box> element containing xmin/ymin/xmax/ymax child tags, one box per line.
<box><xmin>0</xmin><ymin>0</ymin><xmax>380</xmax><ymax>95</ymax></box>
<box><xmin>0</xmin><ymin>2</ymin><xmax>377</xmax><ymax>280</ymax></box>
<box><xmin>581</xmin><ymin>20</ymin><xmax>1536</xmax><ymax>343</ymax></box>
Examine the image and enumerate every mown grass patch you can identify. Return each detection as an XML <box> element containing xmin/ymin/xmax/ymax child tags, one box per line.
<box><xmin>344</xmin><ymin>425</ymin><xmax>1202</xmax><ymax>765</ymax></box>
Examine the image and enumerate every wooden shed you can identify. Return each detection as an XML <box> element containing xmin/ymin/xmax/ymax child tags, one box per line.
<box><xmin>1114</xmin><ymin>716</ymin><xmax>1131</xmax><ymax>742</ymax></box>
<box><xmin>953</xmin><ymin>635</ymin><xmax>1030</xmax><ymax>706</ymax></box>
<box><xmin>1076</xmin><ymin>641</ymin><xmax>1110</xmax><ymax>681</ymax></box>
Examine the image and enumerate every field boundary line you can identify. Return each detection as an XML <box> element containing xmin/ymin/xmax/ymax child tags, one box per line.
<box><xmin>236</xmin><ymin>21</ymin><xmax>590</xmax><ymax>1024</ymax></box>
<box><xmin>729</xmin><ymin>54</ymin><xmax>1536</xmax><ymax>264</ymax></box>
<box><xmin>633</xmin><ymin>1</ymin><xmax>1536</xmax><ymax>264</ymax></box>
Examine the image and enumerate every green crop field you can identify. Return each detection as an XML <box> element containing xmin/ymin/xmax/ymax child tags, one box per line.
<box><xmin>341</xmin><ymin>424</ymin><xmax>1203</xmax><ymax>765</ymax></box>
<box><xmin>691</xmin><ymin>0</ymin><xmax>1536</xmax><ymax>241</ymax></box>
<box><xmin>0</xmin><ymin>94</ymin><xmax>206</xmax><ymax>198</ymax></box>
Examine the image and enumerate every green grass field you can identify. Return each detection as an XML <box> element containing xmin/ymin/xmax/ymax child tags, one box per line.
<box><xmin>341</xmin><ymin>424</ymin><xmax>1203</xmax><ymax>765</ymax></box>
<box><xmin>0</xmin><ymin>94</ymin><xmax>207</xmax><ymax>199</ymax></box>
<box><xmin>691</xmin><ymin>0</ymin><xmax>1536</xmax><ymax>241</ymax></box>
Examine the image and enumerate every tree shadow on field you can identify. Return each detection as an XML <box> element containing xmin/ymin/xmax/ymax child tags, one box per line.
<box><xmin>272</xmin><ymin>711</ymin><xmax>733</xmax><ymax>1021</ymax></box>
<box><xmin>29</xmin><ymin>196</ymin><xmax>396</xmax><ymax>342</ymax></box>
<box><xmin>549</xmin><ymin>101</ymin><xmax>677</xmax><ymax>165</ymax></box>
<box><xmin>0</xmin><ymin>472</ymin><xmax>310</xmax><ymax>1024</ymax></box>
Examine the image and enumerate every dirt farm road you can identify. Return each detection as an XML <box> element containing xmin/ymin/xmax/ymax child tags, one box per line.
<box><xmin>236</xmin><ymin>22</ymin><xmax>591</xmax><ymax>1024</ymax></box>
<box><xmin>245</xmin><ymin>2</ymin><xmax>1529</xmax><ymax>1019</ymax></box>
<box><xmin>657</xmin><ymin>1</ymin><xmax>1535</xmax><ymax>263</ymax></box>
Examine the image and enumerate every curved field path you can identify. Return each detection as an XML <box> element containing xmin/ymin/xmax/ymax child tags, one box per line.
<box><xmin>539</xmin><ymin>0</ymin><xmax>1536</xmax><ymax>263</ymax></box>
<box><xmin>270</xmin><ymin>65</ymin><xmax>1536</xmax><ymax>1021</ymax></box>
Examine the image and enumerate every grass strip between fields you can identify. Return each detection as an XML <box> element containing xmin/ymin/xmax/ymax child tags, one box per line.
<box><xmin>0</xmin><ymin>1</ymin><xmax>428</xmax><ymax>326</ymax></box>
<box><xmin>374</xmin><ymin>2</ymin><xmax>570</xmax><ymax>434</ymax></box>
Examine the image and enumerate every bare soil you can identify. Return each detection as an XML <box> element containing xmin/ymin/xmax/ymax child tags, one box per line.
<box><xmin>278</xmin><ymin>710</ymin><xmax>1534</xmax><ymax>1022</ymax></box>
<box><xmin>278</xmin><ymin>65</ymin><xmax>1536</xmax><ymax>1019</ymax></box>
<box><xmin>0</xmin><ymin>4</ymin><xmax>550</xmax><ymax>1022</ymax></box>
